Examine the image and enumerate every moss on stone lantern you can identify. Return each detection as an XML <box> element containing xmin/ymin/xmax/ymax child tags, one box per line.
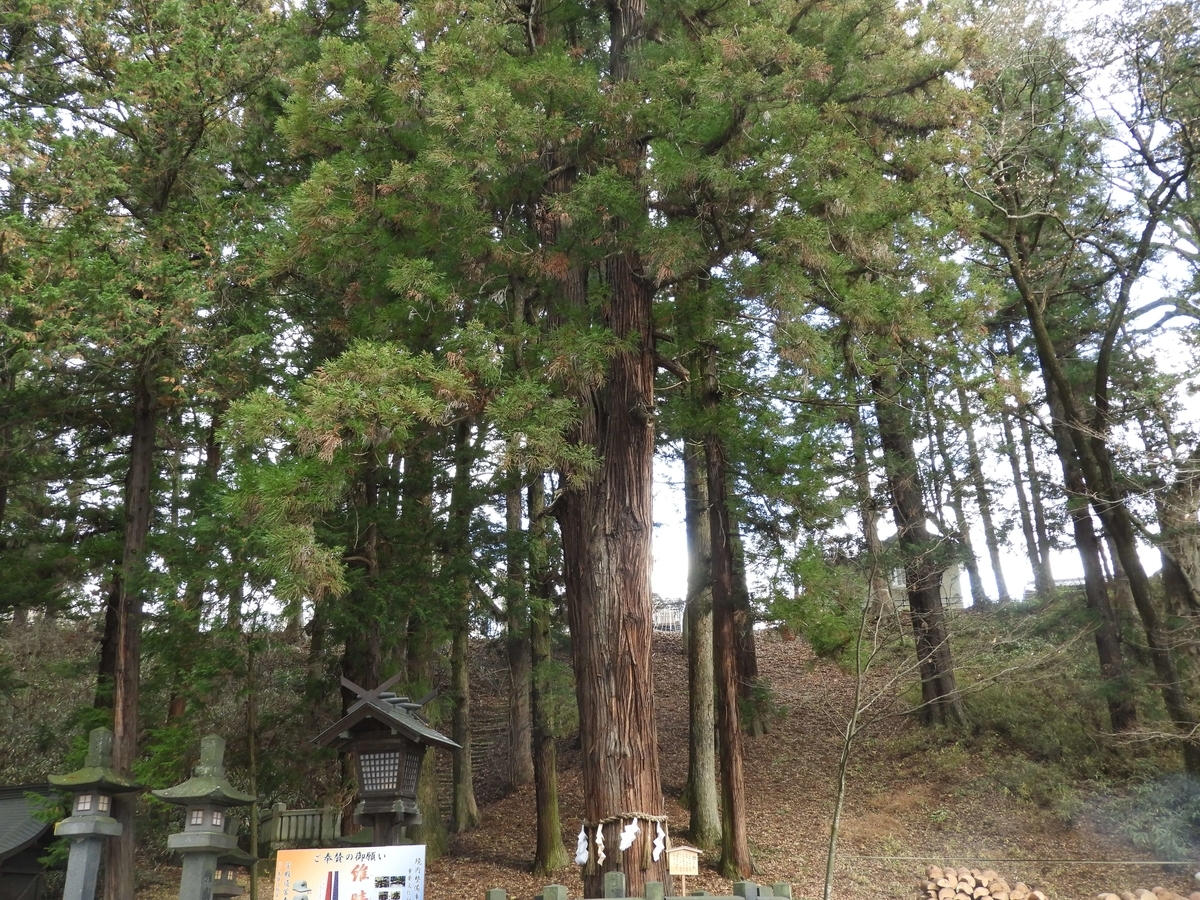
<box><xmin>153</xmin><ymin>735</ymin><xmax>255</xmax><ymax>900</ymax></box>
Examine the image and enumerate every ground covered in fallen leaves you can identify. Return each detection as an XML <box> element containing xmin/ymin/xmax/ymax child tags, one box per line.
<box><xmin>146</xmin><ymin>626</ymin><xmax>1195</xmax><ymax>900</ymax></box>
<box><xmin>416</xmin><ymin>630</ymin><xmax>1194</xmax><ymax>900</ymax></box>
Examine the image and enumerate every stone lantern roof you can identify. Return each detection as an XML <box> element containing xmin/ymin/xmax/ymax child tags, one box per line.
<box><xmin>49</xmin><ymin>728</ymin><xmax>142</xmax><ymax>795</ymax></box>
<box><xmin>152</xmin><ymin>736</ymin><xmax>254</xmax><ymax>808</ymax></box>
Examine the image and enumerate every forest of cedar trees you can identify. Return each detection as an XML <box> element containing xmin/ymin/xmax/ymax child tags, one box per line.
<box><xmin>2</xmin><ymin>0</ymin><xmax>1200</xmax><ymax>898</ymax></box>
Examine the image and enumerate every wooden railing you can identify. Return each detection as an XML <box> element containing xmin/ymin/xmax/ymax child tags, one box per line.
<box><xmin>258</xmin><ymin>803</ymin><xmax>342</xmax><ymax>855</ymax></box>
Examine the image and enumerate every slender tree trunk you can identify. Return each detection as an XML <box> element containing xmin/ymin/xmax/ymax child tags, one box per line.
<box><xmin>449</xmin><ymin>422</ymin><xmax>480</xmax><ymax>833</ymax></box>
<box><xmin>682</xmin><ymin>437</ymin><xmax>720</xmax><ymax>849</ymax></box>
<box><xmin>1022</xmin><ymin>292</ymin><xmax>1200</xmax><ymax>770</ymax></box>
<box><xmin>528</xmin><ymin>475</ymin><xmax>569</xmax><ymax>875</ymax></box>
<box><xmin>339</xmin><ymin>457</ymin><xmax>382</xmax><ymax>712</ymax></box>
<box><xmin>95</xmin><ymin>579</ymin><xmax>120</xmax><ymax>709</ymax></box>
<box><xmin>1014</xmin><ymin>395</ymin><xmax>1055</xmax><ymax>595</ymax></box>
<box><xmin>166</xmin><ymin>419</ymin><xmax>222</xmax><ymax>723</ymax></box>
<box><xmin>105</xmin><ymin>365</ymin><xmax>157</xmax><ymax>900</ymax></box>
<box><xmin>957</xmin><ymin>385</ymin><xmax>1010</xmax><ymax>604</ymax></box>
<box><xmin>999</xmin><ymin>402</ymin><xmax>1040</xmax><ymax>601</ymax></box>
<box><xmin>406</xmin><ymin>614</ymin><xmax>449</xmax><ymax>857</ymax></box>
<box><xmin>929</xmin><ymin>390</ymin><xmax>988</xmax><ymax>608</ymax></box>
<box><xmin>872</xmin><ymin>366</ymin><xmax>965</xmax><ymax>726</ymax></box>
<box><xmin>226</xmin><ymin>562</ymin><xmax>244</xmax><ymax>632</ymax></box>
<box><xmin>450</xmin><ymin>619</ymin><xmax>480</xmax><ymax>831</ymax></box>
<box><xmin>1045</xmin><ymin>382</ymin><xmax>1137</xmax><ymax>732</ymax></box>
<box><xmin>1157</xmin><ymin>447</ymin><xmax>1200</xmax><ymax>626</ymax></box>
<box><xmin>0</xmin><ymin>371</ymin><xmax>12</xmax><ymax>533</ymax></box>
<box><xmin>729</xmin><ymin>519</ymin><xmax>764</xmax><ymax>734</ymax></box>
<box><xmin>846</xmin><ymin>373</ymin><xmax>893</xmax><ymax>617</ymax></box>
<box><xmin>702</xmin><ymin>348</ymin><xmax>752</xmax><ymax>879</ymax></box>
<box><xmin>506</xmin><ymin>483</ymin><xmax>534</xmax><ymax>790</ymax></box>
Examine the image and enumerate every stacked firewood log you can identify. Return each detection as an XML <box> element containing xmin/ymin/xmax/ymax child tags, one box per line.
<box><xmin>921</xmin><ymin>866</ymin><xmax>1046</xmax><ymax>900</ymax></box>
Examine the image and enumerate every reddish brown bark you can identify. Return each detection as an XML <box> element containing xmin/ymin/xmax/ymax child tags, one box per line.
<box><xmin>104</xmin><ymin>366</ymin><xmax>157</xmax><ymax>900</ymax></box>
<box><xmin>528</xmin><ymin>476</ymin><xmax>569</xmax><ymax>875</ymax></box>
<box><xmin>553</xmin><ymin>253</ymin><xmax>667</xmax><ymax>895</ymax></box>
<box><xmin>703</xmin><ymin>350</ymin><xmax>752</xmax><ymax>878</ymax></box>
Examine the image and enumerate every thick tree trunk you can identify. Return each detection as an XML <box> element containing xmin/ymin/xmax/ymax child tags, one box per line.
<box><xmin>682</xmin><ymin>438</ymin><xmax>720</xmax><ymax>850</ymax></box>
<box><xmin>506</xmin><ymin>484</ymin><xmax>534</xmax><ymax>790</ymax></box>
<box><xmin>872</xmin><ymin>367</ymin><xmax>965</xmax><ymax>726</ymax></box>
<box><xmin>553</xmin><ymin>260</ymin><xmax>666</xmax><ymax>897</ymax></box>
<box><xmin>542</xmin><ymin>1</ymin><xmax>668</xmax><ymax>887</ymax></box>
<box><xmin>398</xmin><ymin>441</ymin><xmax>448</xmax><ymax>855</ymax></box>
<box><xmin>104</xmin><ymin>366</ymin><xmax>157</xmax><ymax>900</ymax></box>
<box><xmin>528</xmin><ymin>476</ymin><xmax>569</xmax><ymax>875</ymax></box>
<box><xmin>1045</xmin><ymin>382</ymin><xmax>1137</xmax><ymax>732</ymax></box>
<box><xmin>957</xmin><ymin>385</ymin><xmax>1009</xmax><ymax>604</ymax></box>
<box><xmin>0</xmin><ymin>371</ymin><xmax>12</xmax><ymax>533</ymax></box>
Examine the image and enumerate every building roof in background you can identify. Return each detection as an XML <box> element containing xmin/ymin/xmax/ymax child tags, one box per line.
<box><xmin>0</xmin><ymin>785</ymin><xmax>54</xmax><ymax>863</ymax></box>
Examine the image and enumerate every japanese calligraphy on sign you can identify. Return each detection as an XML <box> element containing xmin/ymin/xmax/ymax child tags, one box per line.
<box><xmin>274</xmin><ymin>846</ymin><xmax>425</xmax><ymax>900</ymax></box>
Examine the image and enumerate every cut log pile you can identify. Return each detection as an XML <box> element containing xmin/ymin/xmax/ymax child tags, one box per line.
<box><xmin>921</xmin><ymin>866</ymin><xmax>1046</xmax><ymax>900</ymax></box>
<box><xmin>1096</xmin><ymin>889</ymin><xmax>1200</xmax><ymax>900</ymax></box>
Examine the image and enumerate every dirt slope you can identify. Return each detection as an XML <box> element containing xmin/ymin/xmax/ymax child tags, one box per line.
<box><xmin>424</xmin><ymin>631</ymin><xmax>1194</xmax><ymax>900</ymax></box>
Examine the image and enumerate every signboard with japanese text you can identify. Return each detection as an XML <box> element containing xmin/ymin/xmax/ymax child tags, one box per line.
<box><xmin>273</xmin><ymin>846</ymin><xmax>426</xmax><ymax>900</ymax></box>
<box><xmin>667</xmin><ymin>845</ymin><xmax>699</xmax><ymax>876</ymax></box>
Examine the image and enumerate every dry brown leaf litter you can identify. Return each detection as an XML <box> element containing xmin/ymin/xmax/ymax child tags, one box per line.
<box><xmin>144</xmin><ymin>630</ymin><xmax>1194</xmax><ymax>900</ymax></box>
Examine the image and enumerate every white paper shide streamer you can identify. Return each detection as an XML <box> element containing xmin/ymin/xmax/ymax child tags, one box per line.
<box><xmin>618</xmin><ymin>817</ymin><xmax>639</xmax><ymax>851</ymax></box>
<box><xmin>652</xmin><ymin>820</ymin><xmax>667</xmax><ymax>861</ymax></box>
<box><xmin>575</xmin><ymin>824</ymin><xmax>590</xmax><ymax>866</ymax></box>
<box><xmin>595</xmin><ymin>824</ymin><xmax>606</xmax><ymax>865</ymax></box>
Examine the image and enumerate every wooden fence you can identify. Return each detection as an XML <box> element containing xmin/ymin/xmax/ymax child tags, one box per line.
<box><xmin>258</xmin><ymin>803</ymin><xmax>342</xmax><ymax>855</ymax></box>
<box><xmin>487</xmin><ymin>875</ymin><xmax>794</xmax><ymax>900</ymax></box>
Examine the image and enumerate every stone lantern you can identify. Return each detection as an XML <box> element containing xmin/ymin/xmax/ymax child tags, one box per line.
<box><xmin>211</xmin><ymin>846</ymin><xmax>256</xmax><ymax>899</ymax></box>
<box><xmin>313</xmin><ymin>674</ymin><xmax>459</xmax><ymax>845</ymax></box>
<box><xmin>50</xmin><ymin>727</ymin><xmax>143</xmax><ymax>900</ymax></box>
<box><xmin>152</xmin><ymin>735</ymin><xmax>255</xmax><ymax>900</ymax></box>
